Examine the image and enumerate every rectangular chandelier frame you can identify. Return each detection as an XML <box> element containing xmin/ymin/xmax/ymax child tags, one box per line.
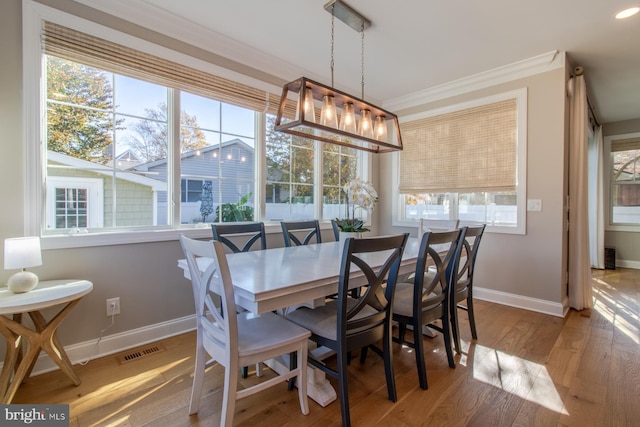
<box><xmin>274</xmin><ymin>77</ymin><xmax>403</xmax><ymax>153</ymax></box>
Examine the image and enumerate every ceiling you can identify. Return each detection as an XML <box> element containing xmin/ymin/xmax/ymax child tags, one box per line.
<box><xmin>85</xmin><ymin>0</ymin><xmax>640</xmax><ymax>124</ymax></box>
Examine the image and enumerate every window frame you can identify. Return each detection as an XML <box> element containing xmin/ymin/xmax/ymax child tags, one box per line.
<box><xmin>604</xmin><ymin>131</ymin><xmax>640</xmax><ymax>232</ymax></box>
<box><xmin>391</xmin><ymin>89</ymin><xmax>528</xmax><ymax>234</ymax></box>
<box><xmin>23</xmin><ymin>2</ymin><xmax>369</xmax><ymax>249</ymax></box>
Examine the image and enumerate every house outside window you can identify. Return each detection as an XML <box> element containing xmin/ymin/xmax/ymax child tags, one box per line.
<box><xmin>604</xmin><ymin>132</ymin><xmax>640</xmax><ymax>228</ymax></box>
<box><xmin>26</xmin><ymin>14</ymin><xmax>366</xmax><ymax>246</ymax></box>
<box><xmin>394</xmin><ymin>89</ymin><xmax>527</xmax><ymax>234</ymax></box>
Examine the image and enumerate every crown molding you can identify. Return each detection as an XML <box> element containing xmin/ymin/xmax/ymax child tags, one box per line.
<box><xmin>383</xmin><ymin>50</ymin><xmax>565</xmax><ymax>112</ymax></box>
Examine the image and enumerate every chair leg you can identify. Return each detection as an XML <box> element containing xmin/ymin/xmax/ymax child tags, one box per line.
<box><xmin>413</xmin><ymin>320</ymin><xmax>428</xmax><ymax>390</ymax></box>
<box><xmin>241</xmin><ymin>366</ymin><xmax>248</xmax><ymax>378</ymax></box>
<box><xmin>188</xmin><ymin>331</ymin><xmax>207</xmax><ymax>415</ymax></box>
<box><xmin>398</xmin><ymin>321</ymin><xmax>407</xmax><ymax>343</ymax></box>
<box><xmin>442</xmin><ymin>311</ymin><xmax>456</xmax><ymax>369</ymax></box>
<box><xmin>383</xmin><ymin>323</ymin><xmax>397</xmax><ymax>402</ymax></box>
<box><xmin>221</xmin><ymin>363</ymin><xmax>238</xmax><ymax>427</ymax></box>
<box><xmin>287</xmin><ymin>352</ymin><xmax>296</xmax><ymax>391</ymax></box>
<box><xmin>450</xmin><ymin>299</ymin><xmax>462</xmax><ymax>355</ymax></box>
<box><xmin>337</xmin><ymin>349</ymin><xmax>352</xmax><ymax>427</ymax></box>
<box><xmin>359</xmin><ymin>346</ymin><xmax>369</xmax><ymax>363</ymax></box>
<box><xmin>296</xmin><ymin>344</ymin><xmax>310</xmax><ymax>415</ymax></box>
<box><xmin>467</xmin><ymin>295</ymin><xmax>478</xmax><ymax>340</ymax></box>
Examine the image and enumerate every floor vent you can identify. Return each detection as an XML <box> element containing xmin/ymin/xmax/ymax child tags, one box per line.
<box><xmin>117</xmin><ymin>343</ymin><xmax>165</xmax><ymax>364</ymax></box>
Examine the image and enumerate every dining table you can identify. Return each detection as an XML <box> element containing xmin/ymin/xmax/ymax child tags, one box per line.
<box><xmin>177</xmin><ymin>236</ymin><xmax>426</xmax><ymax>406</ymax></box>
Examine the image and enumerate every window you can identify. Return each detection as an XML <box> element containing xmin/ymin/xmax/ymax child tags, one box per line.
<box><xmin>605</xmin><ymin>133</ymin><xmax>640</xmax><ymax>228</ymax></box>
<box><xmin>394</xmin><ymin>89</ymin><xmax>527</xmax><ymax>234</ymax></box>
<box><xmin>25</xmin><ymin>11</ymin><xmax>364</xmax><ymax>246</ymax></box>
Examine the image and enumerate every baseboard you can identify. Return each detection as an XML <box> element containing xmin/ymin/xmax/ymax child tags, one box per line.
<box><xmin>473</xmin><ymin>286</ymin><xmax>566</xmax><ymax>318</ymax></box>
<box><xmin>616</xmin><ymin>259</ymin><xmax>640</xmax><ymax>269</ymax></box>
<box><xmin>28</xmin><ymin>314</ymin><xmax>196</xmax><ymax>376</ymax></box>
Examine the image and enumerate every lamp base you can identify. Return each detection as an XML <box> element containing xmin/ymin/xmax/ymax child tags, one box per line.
<box><xmin>7</xmin><ymin>271</ymin><xmax>39</xmax><ymax>293</ymax></box>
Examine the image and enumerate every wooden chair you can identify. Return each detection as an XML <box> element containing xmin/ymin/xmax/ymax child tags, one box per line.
<box><xmin>281</xmin><ymin>220</ymin><xmax>322</xmax><ymax>246</ymax></box>
<box><xmin>331</xmin><ymin>219</ymin><xmax>341</xmax><ymax>241</ymax></box>
<box><xmin>211</xmin><ymin>222</ymin><xmax>267</xmax><ymax>378</ymax></box>
<box><xmin>180</xmin><ymin>235</ymin><xmax>310</xmax><ymax>427</ymax></box>
<box><xmin>286</xmin><ymin>234</ymin><xmax>409</xmax><ymax>427</ymax></box>
<box><xmin>450</xmin><ymin>224</ymin><xmax>486</xmax><ymax>354</ymax></box>
<box><xmin>392</xmin><ymin>228</ymin><xmax>463</xmax><ymax>390</ymax></box>
<box><xmin>211</xmin><ymin>222</ymin><xmax>267</xmax><ymax>253</ymax></box>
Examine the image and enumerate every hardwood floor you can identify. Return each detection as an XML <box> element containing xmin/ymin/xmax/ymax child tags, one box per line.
<box><xmin>13</xmin><ymin>268</ymin><xmax>640</xmax><ymax>426</ymax></box>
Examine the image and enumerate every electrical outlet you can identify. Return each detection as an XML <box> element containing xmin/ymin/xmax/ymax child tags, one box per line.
<box><xmin>106</xmin><ymin>297</ymin><xmax>120</xmax><ymax>316</ymax></box>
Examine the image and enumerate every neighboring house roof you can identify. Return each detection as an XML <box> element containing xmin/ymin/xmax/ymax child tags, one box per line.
<box><xmin>47</xmin><ymin>150</ymin><xmax>166</xmax><ymax>191</ymax></box>
<box><xmin>107</xmin><ymin>149</ymin><xmax>143</xmax><ymax>170</ymax></box>
<box><xmin>132</xmin><ymin>138</ymin><xmax>254</xmax><ymax>171</ymax></box>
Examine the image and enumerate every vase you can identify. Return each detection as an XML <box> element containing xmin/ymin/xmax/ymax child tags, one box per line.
<box><xmin>339</xmin><ymin>231</ymin><xmax>361</xmax><ymax>242</ymax></box>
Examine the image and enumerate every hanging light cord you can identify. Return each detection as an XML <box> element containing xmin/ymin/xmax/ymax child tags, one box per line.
<box><xmin>361</xmin><ymin>24</ymin><xmax>365</xmax><ymax>99</ymax></box>
<box><xmin>330</xmin><ymin>5</ymin><xmax>335</xmax><ymax>88</ymax></box>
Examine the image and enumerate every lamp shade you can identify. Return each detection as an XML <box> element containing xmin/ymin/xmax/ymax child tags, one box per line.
<box><xmin>4</xmin><ymin>237</ymin><xmax>42</xmax><ymax>270</ymax></box>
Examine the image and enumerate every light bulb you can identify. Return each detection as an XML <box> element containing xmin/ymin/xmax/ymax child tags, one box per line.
<box><xmin>339</xmin><ymin>102</ymin><xmax>357</xmax><ymax>133</ymax></box>
<box><xmin>303</xmin><ymin>88</ymin><xmax>316</xmax><ymax>123</ymax></box>
<box><xmin>358</xmin><ymin>109</ymin><xmax>373</xmax><ymax>139</ymax></box>
<box><xmin>320</xmin><ymin>95</ymin><xmax>338</xmax><ymax>128</ymax></box>
<box><xmin>374</xmin><ymin>115</ymin><xmax>388</xmax><ymax>142</ymax></box>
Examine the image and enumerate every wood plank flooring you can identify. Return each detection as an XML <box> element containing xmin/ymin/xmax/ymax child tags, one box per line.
<box><xmin>12</xmin><ymin>268</ymin><xmax>640</xmax><ymax>426</ymax></box>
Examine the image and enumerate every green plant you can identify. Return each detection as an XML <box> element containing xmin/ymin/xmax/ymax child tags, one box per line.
<box><xmin>335</xmin><ymin>219</ymin><xmax>369</xmax><ymax>233</ymax></box>
<box><xmin>335</xmin><ymin>178</ymin><xmax>378</xmax><ymax>233</ymax></box>
<box><xmin>214</xmin><ymin>193</ymin><xmax>254</xmax><ymax>222</ymax></box>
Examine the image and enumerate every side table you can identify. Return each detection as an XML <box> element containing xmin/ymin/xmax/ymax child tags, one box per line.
<box><xmin>0</xmin><ymin>279</ymin><xmax>93</xmax><ymax>403</ymax></box>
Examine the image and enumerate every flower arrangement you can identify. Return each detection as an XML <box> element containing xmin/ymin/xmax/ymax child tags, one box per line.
<box><xmin>335</xmin><ymin>177</ymin><xmax>378</xmax><ymax>233</ymax></box>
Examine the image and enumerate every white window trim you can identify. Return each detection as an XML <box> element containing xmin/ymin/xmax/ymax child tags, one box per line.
<box><xmin>391</xmin><ymin>88</ymin><xmax>528</xmax><ymax>235</ymax></box>
<box><xmin>604</xmin><ymin>131</ymin><xmax>640</xmax><ymax>232</ymax></box>
<box><xmin>22</xmin><ymin>1</ymin><xmax>369</xmax><ymax>249</ymax></box>
<box><xmin>46</xmin><ymin>176</ymin><xmax>104</xmax><ymax>230</ymax></box>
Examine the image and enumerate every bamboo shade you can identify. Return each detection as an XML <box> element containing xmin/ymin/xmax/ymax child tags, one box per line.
<box><xmin>611</xmin><ymin>137</ymin><xmax>640</xmax><ymax>152</ymax></box>
<box><xmin>399</xmin><ymin>99</ymin><xmax>517</xmax><ymax>194</ymax></box>
<box><xmin>43</xmin><ymin>21</ymin><xmax>268</xmax><ymax>112</ymax></box>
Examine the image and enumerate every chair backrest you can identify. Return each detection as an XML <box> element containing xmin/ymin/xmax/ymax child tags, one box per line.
<box><xmin>281</xmin><ymin>220</ymin><xmax>322</xmax><ymax>247</ymax></box>
<box><xmin>413</xmin><ymin>229</ymin><xmax>463</xmax><ymax>314</ymax></box>
<box><xmin>452</xmin><ymin>224</ymin><xmax>485</xmax><ymax>302</ymax></box>
<box><xmin>330</xmin><ymin>219</ymin><xmax>341</xmax><ymax>241</ymax></box>
<box><xmin>180</xmin><ymin>235</ymin><xmax>237</xmax><ymax>362</ymax></box>
<box><xmin>418</xmin><ymin>218</ymin><xmax>460</xmax><ymax>240</ymax></box>
<box><xmin>211</xmin><ymin>222</ymin><xmax>267</xmax><ymax>253</ymax></box>
<box><xmin>337</xmin><ymin>234</ymin><xmax>409</xmax><ymax>345</ymax></box>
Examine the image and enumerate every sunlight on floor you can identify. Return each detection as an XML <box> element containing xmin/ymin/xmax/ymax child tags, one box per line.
<box><xmin>592</xmin><ymin>277</ymin><xmax>639</xmax><ymax>344</ymax></box>
<box><xmin>471</xmin><ymin>344</ymin><xmax>569</xmax><ymax>415</ymax></box>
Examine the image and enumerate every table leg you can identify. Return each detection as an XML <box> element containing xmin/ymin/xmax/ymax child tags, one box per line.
<box><xmin>28</xmin><ymin>300</ymin><xmax>82</xmax><ymax>385</ymax></box>
<box><xmin>0</xmin><ymin>315</ymin><xmax>42</xmax><ymax>404</ymax></box>
<box><xmin>0</xmin><ymin>299</ymin><xmax>83</xmax><ymax>403</ymax></box>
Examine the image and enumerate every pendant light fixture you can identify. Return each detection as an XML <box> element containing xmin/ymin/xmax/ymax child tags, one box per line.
<box><xmin>274</xmin><ymin>0</ymin><xmax>402</xmax><ymax>153</ymax></box>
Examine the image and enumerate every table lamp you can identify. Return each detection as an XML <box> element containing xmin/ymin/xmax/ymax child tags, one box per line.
<box><xmin>4</xmin><ymin>236</ymin><xmax>42</xmax><ymax>293</ymax></box>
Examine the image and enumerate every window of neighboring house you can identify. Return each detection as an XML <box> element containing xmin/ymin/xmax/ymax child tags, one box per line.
<box><xmin>45</xmin><ymin>177</ymin><xmax>103</xmax><ymax>229</ymax></box>
<box><xmin>605</xmin><ymin>133</ymin><xmax>640</xmax><ymax>228</ymax></box>
<box><xmin>394</xmin><ymin>89</ymin><xmax>527</xmax><ymax>234</ymax></box>
<box><xmin>26</xmin><ymin>15</ymin><xmax>364</xmax><ymax>245</ymax></box>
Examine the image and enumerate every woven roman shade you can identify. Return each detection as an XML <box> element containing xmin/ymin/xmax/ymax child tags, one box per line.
<box><xmin>399</xmin><ymin>99</ymin><xmax>517</xmax><ymax>194</ymax></box>
<box><xmin>43</xmin><ymin>21</ymin><xmax>267</xmax><ymax>112</ymax></box>
<box><xmin>611</xmin><ymin>137</ymin><xmax>640</xmax><ymax>152</ymax></box>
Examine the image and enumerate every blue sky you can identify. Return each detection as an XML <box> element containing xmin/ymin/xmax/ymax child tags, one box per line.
<box><xmin>113</xmin><ymin>74</ymin><xmax>255</xmax><ymax>155</ymax></box>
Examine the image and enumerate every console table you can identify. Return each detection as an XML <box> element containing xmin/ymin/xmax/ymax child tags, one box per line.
<box><xmin>0</xmin><ymin>279</ymin><xmax>93</xmax><ymax>403</ymax></box>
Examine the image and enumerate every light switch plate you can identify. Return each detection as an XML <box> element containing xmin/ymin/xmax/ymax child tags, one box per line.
<box><xmin>527</xmin><ymin>199</ymin><xmax>542</xmax><ymax>212</ymax></box>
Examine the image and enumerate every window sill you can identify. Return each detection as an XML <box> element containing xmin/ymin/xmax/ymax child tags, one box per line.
<box><xmin>40</xmin><ymin>221</ymin><xmax>339</xmax><ymax>250</ymax></box>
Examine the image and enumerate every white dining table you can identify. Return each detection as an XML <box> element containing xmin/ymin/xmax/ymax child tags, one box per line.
<box><xmin>177</xmin><ymin>236</ymin><xmax>425</xmax><ymax>406</ymax></box>
<box><xmin>177</xmin><ymin>237</ymin><xmax>422</xmax><ymax>315</ymax></box>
